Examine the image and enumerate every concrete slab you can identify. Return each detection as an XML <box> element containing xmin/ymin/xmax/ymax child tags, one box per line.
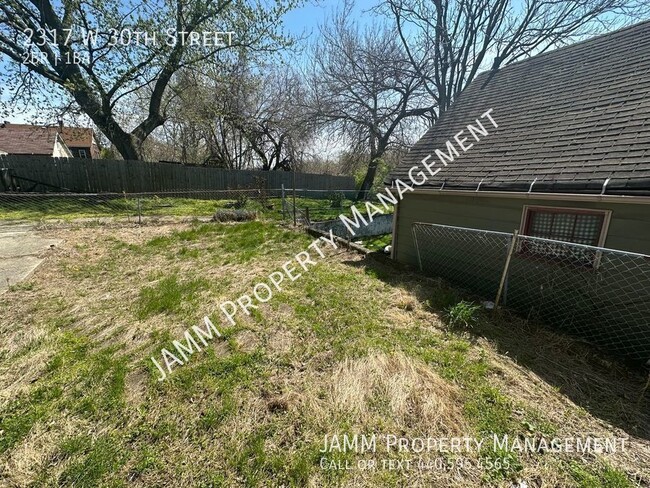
<box><xmin>0</xmin><ymin>222</ymin><xmax>61</xmax><ymax>294</ymax></box>
<box><xmin>0</xmin><ymin>234</ymin><xmax>61</xmax><ymax>258</ymax></box>
<box><xmin>0</xmin><ymin>256</ymin><xmax>44</xmax><ymax>292</ymax></box>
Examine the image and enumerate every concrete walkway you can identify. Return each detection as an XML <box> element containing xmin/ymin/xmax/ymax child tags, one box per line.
<box><xmin>0</xmin><ymin>222</ymin><xmax>61</xmax><ymax>294</ymax></box>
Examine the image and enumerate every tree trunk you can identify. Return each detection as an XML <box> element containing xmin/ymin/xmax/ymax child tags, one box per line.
<box><xmin>110</xmin><ymin>132</ymin><xmax>142</xmax><ymax>160</ymax></box>
<box><xmin>71</xmin><ymin>85</ymin><xmax>145</xmax><ymax>160</ymax></box>
<box><xmin>356</xmin><ymin>156</ymin><xmax>380</xmax><ymax>201</ymax></box>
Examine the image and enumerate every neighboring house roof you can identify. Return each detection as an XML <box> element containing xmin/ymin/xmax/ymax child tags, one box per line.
<box><xmin>58</xmin><ymin>126</ymin><xmax>100</xmax><ymax>158</ymax></box>
<box><xmin>0</xmin><ymin>123</ymin><xmax>100</xmax><ymax>158</ymax></box>
<box><xmin>0</xmin><ymin>124</ymin><xmax>63</xmax><ymax>155</ymax></box>
<box><xmin>388</xmin><ymin>20</ymin><xmax>650</xmax><ymax>196</ymax></box>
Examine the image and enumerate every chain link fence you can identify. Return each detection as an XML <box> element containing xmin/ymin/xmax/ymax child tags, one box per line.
<box><xmin>0</xmin><ymin>189</ymin><xmax>279</xmax><ymax>222</ymax></box>
<box><xmin>281</xmin><ymin>194</ymin><xmax>310</xmax><ymax>225</ymax></box>
<box><xmin>279</xmin><ymin>189</ymin><xmax>361</xmax><ymax>226</ymax></box>
<box><xmin>412</xmin><ymin>222</ymin><xmax>650</xmax><ymax>366</ymax></box>
<box><xmin>0</xmin><ymin>188</ymin><xmax>359</xmax><ymax>223</ymax></box>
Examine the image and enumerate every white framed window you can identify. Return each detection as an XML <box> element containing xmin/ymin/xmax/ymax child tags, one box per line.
<box><xmin>78</xmin><ymin>149</ymin><xmax>87</xmax><ymax>158</ymax></box>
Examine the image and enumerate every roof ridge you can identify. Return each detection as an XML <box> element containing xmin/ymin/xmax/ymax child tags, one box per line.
<box><xmin>0</xmin><ymin>122</ymin><xmax>93</xmax><ymax>129</ymax></box>
<box><xmin>0</xmin><ymin>123</ymin><xmax>54</xmax><ymax>128</ymax></box>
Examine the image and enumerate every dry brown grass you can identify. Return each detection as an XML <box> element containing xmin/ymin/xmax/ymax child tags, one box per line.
<box><xmin>2</xmin><ymin>415</ymin><xmax>95</xmax><ymax>488</ymax></box>
<box><xmin>1</xmin><ymin>220</ymin><xmax>649</xmax><ymax>487</ymax></box>
<box><xmin>329</xmin><ymin>352</ymin><xmax>466</xmax><ymax>433</ymax></box>
<box><xmin>485</xmin><ymin>338</ymin><xmax>650</xmax><ymax>484</ymax></box>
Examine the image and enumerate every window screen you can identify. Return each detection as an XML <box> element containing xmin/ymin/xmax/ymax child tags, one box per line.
<box><xmin>522</xmin><ymin>207</ymin><xmax>607</xmax><ymax>266</ymax></box>
<box><xmin>527</xmin><ymin>209</ymin><xmax>604</xmax><ymax>245</ymax></box>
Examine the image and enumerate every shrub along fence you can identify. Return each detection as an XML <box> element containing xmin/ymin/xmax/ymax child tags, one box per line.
<box><xmin>412</xmin><ymin>222</ymin><xmax>650</xmax><ymax>366</ymax></box>
<box><xmin>0</xmin><ymin>155</ymin><xmax>355</xmax><ymax>196</ymax></box>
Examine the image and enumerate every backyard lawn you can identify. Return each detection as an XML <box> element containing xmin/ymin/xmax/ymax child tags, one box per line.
<box><xmin>0</xmin><ymin>195</ymin><xmax>355</xmax><ymax>222</ymax></box>
<box><xmin>0</xmin><ymin>196</ymin><xmax>276</xmax><ymax>221</ymax></box>
<box><xmin>0</xmin><ymin>218</ymin><xmax>648</xmax><ymax>487</ymax></box>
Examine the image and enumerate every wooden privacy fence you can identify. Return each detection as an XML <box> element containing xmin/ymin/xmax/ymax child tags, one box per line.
<box><xmin>0</xmin><ymin>155</ymin><xmax>355</xmax><ymax>195</ymax></box>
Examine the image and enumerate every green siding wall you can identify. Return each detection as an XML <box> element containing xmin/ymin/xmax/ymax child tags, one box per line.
<box><xmin>394</xmin><ymin>192</ymin><xmax>650</xmax><ymax>364</ymax></box>
<box><xmin>395</xmin><ymin>193</ymin><xmax>650</xmax><ymax>267</ymax></box>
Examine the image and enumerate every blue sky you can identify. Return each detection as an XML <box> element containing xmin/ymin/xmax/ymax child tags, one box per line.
<box><xmin>282</xmin><ymin>0</ymin><xmax>337</xmax><ymax>38</ymax></box>
<box><xmin>282</xmin><ymin>0</ymin><xmax>379</xmax><ymax>38</ymax></box>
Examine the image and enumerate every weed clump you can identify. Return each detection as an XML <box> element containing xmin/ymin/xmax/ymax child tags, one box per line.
<box><xmin>328</xmin><ymin>191</ymin><xmax>345</xmax><ymax>208</ymax></box>
<box><xmin>444</xmin><ymin>300</ymin><xmax>481</xmax><ymax>329</ymax></box>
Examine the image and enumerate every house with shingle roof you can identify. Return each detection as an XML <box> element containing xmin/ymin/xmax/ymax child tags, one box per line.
<box><xmin>58</xmin><ymin>125</ymin><xmax>101</xmax><ymax>158</ymax></box>
<box><xmin>388</xmin><ymin>20</ymin><xmax>650</xmax><ymax>261</ymax></box>
<box><xmin>0</xmin><ymin>122</ymin><xmax>100</xmax><ymax>159</ymax></box>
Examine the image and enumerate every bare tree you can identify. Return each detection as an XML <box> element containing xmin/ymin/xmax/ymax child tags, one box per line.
<box><xmin>0</xmin><ymin>0</ymin><xmax>296</xmax><ymax>160</ymax></box>
<box><xmin>147</xmin><ymin>60</ymin><xmax>257</xmax><ymax>167</ymax></box>
<box><xmin>383</xmin><ymin>0</ymin><xmax>649</xmax><ymax>120</ymax></box>
<box><xmin>154</xmin><ymin>61</ymin><xmax>313</xmax><ymax>170</ymax></box>
<box><xmin>309</xmin><ymin>5</ymin><xmax>432</xmax><ymax>200</ymax></box>
<box><xmin>234</xmin><ymin>68</ymin><xmax>314</xmax><ymax>171</ymax></box>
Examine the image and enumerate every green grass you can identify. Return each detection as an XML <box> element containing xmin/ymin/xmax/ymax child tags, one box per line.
<box><xmin>278</xmin><ymin>196</ymin><xmax>356</xmax><ymax>222</ymax></box>
<box><xmin>58</xmin><ymin>435</ymin><xmax>128</xmax><ymax>487</ymax></box>
<box><xmin>568</xmin><ymin>461</ymin><xmax>635</xmax><ymax>488</ymax></box>
<box><xmin>0</xmin><ymin>194</ymin><xmax>359</xmax><ymax>222</ymax></box>
<box><xmin>0</xmin><ymin>219</ymin><xmax>644</xmax><ymax>487</ymax></box>
<box><xmin>355</xmin><ymin>233</ymin><xmax>392</xmax><ymax>252</ymax></box>
<box><xmin>0</xmin><ymin>332</ymin><xmax>127</xmax><ymax>455</ymax></box>
<box><xmin>7</xmin><ymin>281</ymin><xmax>35</xmax><ymax>292</ymax></box>
<box><xmin>137</xmin><ymin>274</ymin><xmax>210</xmax><ymax>319</ymax></box>
<box><xmin>0</xmin><ymin>195</ymin><xmax>280</xmax><ymax>221</ymax></box>
<box><xmin>287</xmin><ymin>196</ymin><xmax>395</xmax><ymax>223</ymax></box>
<box><xmin>0</xmin><ymin>193</ymin><xmax>396</xmax><ymax>226</ymax></box>
<box><xmin>0</xmin><ymin>195</ymin><xmax>137</xmax><ymax>220</ymax></box>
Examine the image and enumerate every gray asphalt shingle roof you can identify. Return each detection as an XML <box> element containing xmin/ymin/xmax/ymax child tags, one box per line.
<box><xmin>387</xmin><ymin>20</ymin><xmax>650</xmax><ymax>196</ymax></box>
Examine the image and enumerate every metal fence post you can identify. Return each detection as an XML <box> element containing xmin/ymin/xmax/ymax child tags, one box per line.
<box><xmin>412</xmin><ymin>225</ymin><xmax>423</xmax><ymax>271</ymax></box>
<box><xmin>137</xmin><ymin>197</ymin><xmax>142</xmax><ymax>225</ymax></box>
<box><xmin>292</xmin><ymin>171</ymin><xmax>297</xmax><ymax>226</ymax></box>
<box><xmin>281</xmin><ymin>184</ymin><xmax>286</xmax><ymax>220</ymax></box>
<box><xmin>494</xmin><ymin>229</ymin><xmax>519</xmax><ymax>310</ymax></box>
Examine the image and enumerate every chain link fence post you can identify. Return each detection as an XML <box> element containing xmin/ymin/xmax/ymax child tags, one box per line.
<box><xmin>292</xmin><ymin>170</ymin><xmax>297</xmax><ymax>226</ymax></box>
<box><xmin>494</xmin><ymin>229</ymin><xmax>519</xmax><ymax>310</ymax></box>
<box><xmin>412</xmin><ymin>225</ymin><xmax>423</xmax><ymax>271</ymax></box>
